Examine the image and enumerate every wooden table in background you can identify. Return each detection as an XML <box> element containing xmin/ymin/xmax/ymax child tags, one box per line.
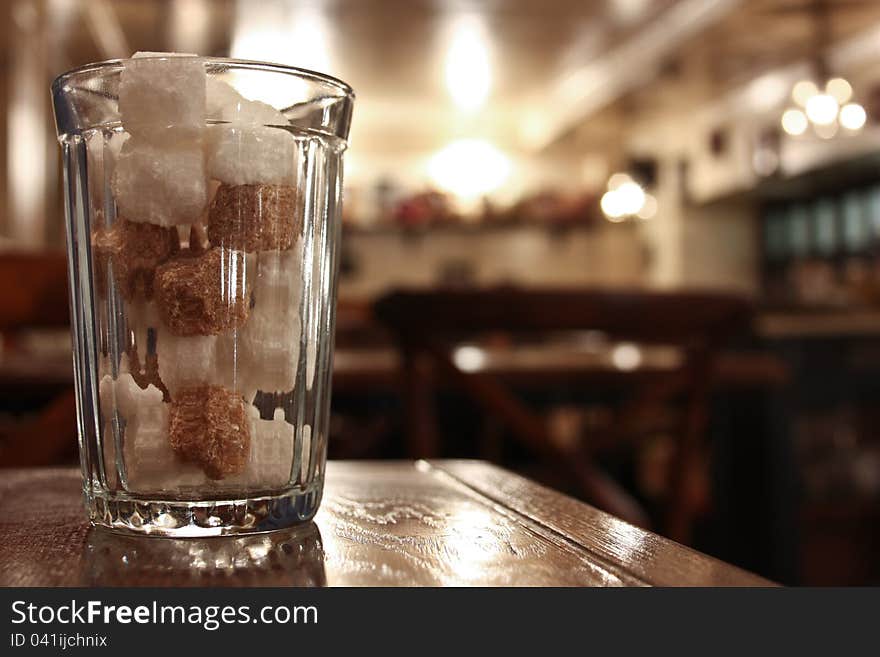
<box><xmin>0</xmin><ymin>461</ymin><xmax>771</xmax><ymax>586</ymax></box>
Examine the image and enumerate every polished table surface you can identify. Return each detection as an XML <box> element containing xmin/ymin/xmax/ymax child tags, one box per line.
<box><xmin>0</xmin><ymin>461</ymin><xmax>771</xmax><ymax>586</ymax></box>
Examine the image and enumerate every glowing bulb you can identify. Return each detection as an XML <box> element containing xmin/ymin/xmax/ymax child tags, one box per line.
<box><xmin>781</xmin><ymin>108</ymin><xmax>808</xmax><ymax>135</ymax></box>
<box><xmin>616</xmin><ymin>181</ymin><xmax>646</xmax><ymax>216</ymax></box>
<box><xmin>444</xmin><ymin>15</ymin><xmax>491</xmax><ymax>111</ymax></box>
<box><xmin>428</xmin><ymin>139</ymin><xmax>510</xmax><ymax>199</ymax></box>
<box><xmin>601</xmin><ymin>190</ymin><xmax>626</xmax><ymax>220</ymax></box>
<box><xmin>826</xmin><ymin>77</ymin><xmax>852</xmax><ymax>104</ymax></box>
<box><xmin>840</xmin><ymin>102</ymin><xmax>867</xmax><ymax>131</ymax></box>
<box><xmin>792</xmin><ymin>80</ymin><xmax>818</xmax><ymax>107</ymax></box>
<box><xmin>453</xmin><ymin>345</ymin><xmax>487</xmax><ymax>372</ymax></box>
<box><xmin>805</xmin><ymin>93</ymin><xmax>839</xmax><ymax>126</ymax></box>
<box><xmin>611</xmin><ymin>343</ymin><xmax>642</xmax><ymax>370</ymax></box>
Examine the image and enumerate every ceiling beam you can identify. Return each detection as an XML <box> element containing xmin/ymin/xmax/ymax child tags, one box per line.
<box><xmin>522</xmin><ymin>0</ymin><xmax>743</xmax><ymax>152</ymax></box>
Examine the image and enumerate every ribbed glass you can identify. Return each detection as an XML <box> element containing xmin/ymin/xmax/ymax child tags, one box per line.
<box><xmin>52</xmin><ymin>57</ymin><xmax>352</xmax><ymax>536</ymax></box>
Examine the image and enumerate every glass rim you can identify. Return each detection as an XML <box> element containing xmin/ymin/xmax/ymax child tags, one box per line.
<box><xmin>51</xmin><ymin>55</ymin><xmax>355</xmax><ymax>100</ymax></box>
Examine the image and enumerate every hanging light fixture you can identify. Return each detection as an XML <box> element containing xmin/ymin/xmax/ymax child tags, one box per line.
<box><xmin>779</xmin><ymin>2</ymin><xmax>868</xmax><ymax>138</ymax></box>
<box><xmin>782</xmin><ymin>76</ymin><xmax>867</xmax><ymax>137</ymax></box>
<box><xmin>600</xmin><ymin>173</ymin><xmax>656</xmax><ymax>222</ymax></box>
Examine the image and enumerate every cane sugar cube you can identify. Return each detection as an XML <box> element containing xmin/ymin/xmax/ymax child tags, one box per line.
<box><xmin>206</xmin><ymin>125</ymin><xmax>297</xmax><ymax>186</ymax></box>
<box><xmin>112</xmin><ymin>137</ymin><xmax>208</xmax><ymax>227</ymax></box>
<box><xmin>223</xmin><ymin>408</ymin><xmax>295</xmax><ymax>488</ymax></box>
<box><xmin>93</xmin><ymin>219</ymin><xmax>180</xmax><ymax>299</ymax></box>
<box><xmin>207</xmin><ymin>183</ymin><xmax>300</xmax><ymax>251</ymax></box>
<box><xmin>118</xmin><ymin>54</ymin><xmax>205</xmax><ymax>136</ymax></box>
<box><xmin>154</xmin><ymin>248</ymin><xmax>252</xmax><ymax>336</ymax></box>
<box><xmin>168</xmin><ymin>385</ymin><xmax>250</xmax><ymax>479</ymax></box>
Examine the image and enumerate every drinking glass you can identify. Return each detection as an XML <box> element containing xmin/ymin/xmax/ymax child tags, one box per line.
<box><xmin>51</xmin><ymin>56</ymin><xmax>353</xmax><ymax>536</ymax></box>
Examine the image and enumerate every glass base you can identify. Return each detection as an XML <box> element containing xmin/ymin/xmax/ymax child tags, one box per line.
<box><xmin>84</xmin><ymin>482</ymin><xmax>323</xmax><ymax>537</ymax></box>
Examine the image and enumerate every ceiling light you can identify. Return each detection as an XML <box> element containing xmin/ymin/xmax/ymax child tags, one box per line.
<box><xmin>601</xmin><ymin>174</ymin><xmax>653</xmax><ymax>221</ymax></box>
<box><xmin>805</xmin><ymin>93</ymin><xmax>839</xmax><ymax>126</ymax></box>
<box><xmin>428</xmin><ymin>139</ymin><xmax>510</xmax><ymax>199</ymax></box>
<box><xmin>781</xmin><ymin>108</ymin><xmax>808</xmax><ymax>136</ymax></box>
<box><xmin>444</xmin><ymin>15</ymin><xmax>491</xmax><ymax>111</ymax></box>
<box><xmin>825</xmin><ymin>77</ymin><xmax>852</xmax><ymax>104</ymax></box>
<box><xmin>839</xmin><ymin>102</ymin><xmax>867</xmax><ymax>131</ymax></box>
<box><xmin>601</xmin><ymin>190</ymin><xmax>626</xmax><ymax>220</ymax></box>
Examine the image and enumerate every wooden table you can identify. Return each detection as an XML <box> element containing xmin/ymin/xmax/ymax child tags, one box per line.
<box><xmin>0</xmin><ymin>461</ymin><xmax>771</xmax><ymax>586</ymax></box>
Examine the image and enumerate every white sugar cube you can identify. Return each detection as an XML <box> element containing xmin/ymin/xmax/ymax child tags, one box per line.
<box><xmin>112</xmin><ymin>136</ymin><xmax>208</xmax><ymax>226</ymax></box>
<box><xmin>99</xmin><ymin>372</ymin><xmax>204</xmax><ymax>491</ymax></box>
<box><xmin>105</xmin><ymin>130</ymin><xmax>129</xmax><ymax>178</ymax></box>
<box><xmin>223</xmin><ymin>407</ymin><xmax>295</xmax><ymax>488</ymax></box>
<box><xmin>204</xmin><ymin>78</ymin><xmax>294</xmax><ymax>185</ymax></box>
<box><xmin>207</xmin><ymin>78</ymin><xmax>288</xmax><ymax>126</ymax></box>
<box><xmin>100</xmin><ymin>372</ymin><xmax>163</xmax><ymax>421</ymax></box>
<box><xmin>216</xmin><ymin>244</ymin><xmax>303</xmax><ymax>394</ymax></box>
<box><xmin>206</xmin><ymin>124</ymin><xmax>296</xmax><ymax>186</ymax></box>
<box><xmin>156</xmin><ymin>332</ymin><xmax>220</xmax><ymax>396</ymax></box>
<box><xmin>118</xmin><ymin>54</ymin><xmax>205</xmax><ymax>136</ymax></box>
<box><xmin>123</xmin><ymin>408</ymin><xmax>205</xmax><ymax>492</ymax></box>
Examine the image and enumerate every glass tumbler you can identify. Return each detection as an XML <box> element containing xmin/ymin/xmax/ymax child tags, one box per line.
<box><xmin>51</xmin><ymin>56</ymin><xmax>353</xmax><ymax>536</ymax></box>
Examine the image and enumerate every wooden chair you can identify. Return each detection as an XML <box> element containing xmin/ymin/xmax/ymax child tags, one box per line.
<box><xmin>0</xmin><ymin>251</ymin><xmax>77</xmax><ymax>468</ymax></box>
<box><xmin>374</xmin><ymin>287</ymin><xmax>753</xmax><ymax>543</ymax></box>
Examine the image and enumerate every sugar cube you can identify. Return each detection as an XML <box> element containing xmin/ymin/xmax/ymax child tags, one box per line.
<box><xmin>99</xmin><ymin>372</ymin><xmax>204</xmax><ymax>491</ymax></box>
<box><xmin>206</xmin><ymin>78</ymin><xmax>289</xmax><ymax>126</ymax></box>
<box><xmin>222</xmin><ymin>407</ymin><xmax>295</xmax><ymax>489</ymax></box>
<box><xmin>216</xmin><ymin>245</ymin><xmax>303</xmax><ymax>394</ymax></box>
<box><xmin>206</xmin><ymin>125</ymin><xmax>297</xmax><ymax>186</ymax></box>
<box><xmin>154</xmin><ymin>248</ymin><xmax>252</xmax><ymax>336</ymax></box>
<box><xmin>118</xmin><ymin>54</ymin><xmax>205</xmax><ymax>137</ymax></box>
<box><xmin>207</xmin><ymin>183</ymin><xmax>300</xmax><ymax>251</ymax></box>
<box><xmin>93</xmin><ymin>219</ymin><xmax>180</xmax><ymax>299</ymax></box>
<box><xmin>112</xmin><ymin>136</ymin><xmax>208</xmax><ymax>227</ymax></box>
<box><xmin>155</xmin><ymin>331</ymin><xmax>219</xmax><ymax>396</ymax></box>
<box><xmin>168</xmin><ymin>385</ymin><xmax>250</xmax><ymax>479</ymax></box>
<box><xmin>204</xmin><ymin>78</ymin><xmax>294</xmax><ymax>185</ymax></box>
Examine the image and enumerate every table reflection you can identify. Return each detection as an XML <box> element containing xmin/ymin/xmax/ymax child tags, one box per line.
<box><xmin>83</xmin><ymin>522</ymin><xmax>327</xmax><ymax>586</ymax></box>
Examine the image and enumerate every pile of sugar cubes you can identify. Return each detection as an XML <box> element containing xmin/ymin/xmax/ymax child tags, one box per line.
<box><xmin>96</xmin><ymin>53</ymin><xmax>302</xmax><ymax>492</ymax></box>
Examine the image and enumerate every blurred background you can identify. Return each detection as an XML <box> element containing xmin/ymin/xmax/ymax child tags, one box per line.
<box><xmin>3</xmin><ymin>0</ymin><xmax>880</xmax><ymax>585</ymax></box>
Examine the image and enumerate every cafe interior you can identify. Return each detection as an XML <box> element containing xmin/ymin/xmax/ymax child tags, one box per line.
<box><xmin>2</xmin><ymin>0</ymin><xmax>880</xmax><ymax>585</ymax></box>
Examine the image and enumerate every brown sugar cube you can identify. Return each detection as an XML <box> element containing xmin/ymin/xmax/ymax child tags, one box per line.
<box><xmin>93</xmin><ymin>219</ymin><xmax>180</xmax><ymax>299</ymax></box>
<box><xmin>154</xmin><ymin>247</ymin><xmax>251</xmax><ymax>336</ymax></box>
<box><xmin>168</xmin><ymin>385</ymin><xmax>250</xmax><ymax>479</ymax></box>
<box><xmin>207</xmin><ymin>183</ymin><xmax>300</xmax><ymax>252</ymax></box>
